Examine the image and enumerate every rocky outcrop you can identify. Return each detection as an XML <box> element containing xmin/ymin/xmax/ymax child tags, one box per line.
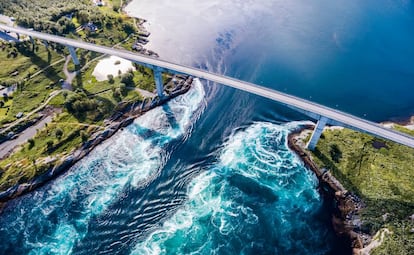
<box><xmin>0</xmin><ymin>76</ymin><xmax>193</xmax><ymax>209</ymax></box>
<box><xmin>288</xmin><ymin>128</ymin><xmax>368</xmax><ymax>254</ymax></box>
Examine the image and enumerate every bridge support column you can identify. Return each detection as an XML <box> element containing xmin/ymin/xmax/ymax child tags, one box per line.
<box><xmin>67</xmin><ymin>46</ymin><xmax>80</xmax><ymax>66</ymax></box>
<box><xmin>153</xmin><ymin>67</ymin><xmax>164</xmax><ymax>98</ymax></box>
<box><xmin>29</xmin><ymin>35</ymin><xmax>34</xmax><ymax>44</ymax></box>
<box><xmin>307</xmin><ymin>116</ymin><xmax>329</xmax><ymax>151</ymax></box>
<box><xmin>16</xmin><ymin>33</ymin><xmax>20</xmax><ymax>40</ymax></box>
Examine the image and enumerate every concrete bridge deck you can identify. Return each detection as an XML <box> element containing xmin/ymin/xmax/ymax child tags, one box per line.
<box><xmin>1</xmin><ymin>24</ymin><xmax>413</xmax><ymax>149</ymax></box>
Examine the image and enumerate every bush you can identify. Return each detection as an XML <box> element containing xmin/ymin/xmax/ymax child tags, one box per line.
<box><xmin>80</xmin><ymin>130</ymin><xmax>88</xmax><ymax>142</ymax></box>
<box><xmin>112</xmin><ymin>4</ymin><xmax>120</xmax><ymax>12</ymax></box>
<box><xmin>120</xmin><ymin>72</ymin><xmax>134</xmax><ymax>86</ymax></box>
<box><xmin>28</xmin><ymin>138</ymin><xmax>35</xmax><ymax>149</ymax></box>
<box><xmin>46</xmin><ymin>140</ymin><xmax>54</xmax><ymax>152</ymax></box>
<box><xmin>329</xmin><ymin>144</ymin><xmax>342</xmax><ymax>163</ymax></box>
<box><xmin>107</xmin><ymin>74</ymin><xmax>114</xmax><ymax>84</ymax></box>
<box><xmin>55</xmin><ymin>128</ymin><xmax>63</xmax><ymax>139</ymax></box>
<box><xmin>112</xmin><ymin>88</ymin><xmax>121</xmax><ymax>101</ymax></box>
<box><xmin>119</xmin><ymin>83</ymin><xmax>127</xmax><ymax>96</ymax></box>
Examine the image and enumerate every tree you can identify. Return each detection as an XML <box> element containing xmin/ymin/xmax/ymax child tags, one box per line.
<box><xmin>55</xmin><ymin>128</ymin><xmax>63</xmax><ymax>139</ymax></box>
<box><xmin>122</xmin><ymin>23</ymin><xmax>136</xmax><ymax>35</ymax></box>
<box><xmin>119</xmin><ymin>83</ymin><xmax>127</xmax><ymax>96</ymax></box>
<box><xmin>112</xmin><ymin>88</ymin><xmax>121</xmax><ymax>101</ymax></box>
<box><xmin>107</xmin><ymin>74</ymin><xmax>114</xmax><ymax>84</ymax></box>
<box><xmin>28</xmin><ymin>138</ymin><xmax>35</xmax><ymax>149</ymax></box>
<box><xmin>77</xmin><ymin>10</ymin><xmax>90</xmax><ymax>25</ymax></box>
<box><xmin>80</xmin><ymin>131</ymin><xmax>88</xmax><ymax>143</ymax></box>
<box><xmin>0</xmin><ymin>101</ymin><xmax>4</xmax><ymax>108</ymax></box>
<box><xmin>329</xmin><ymin>144</ymin><xmax>342</xmax><ymax>163</ymax></box>
<box><xmin>120</xmin><ymin>72</ymin><xmax>134</xmax><ymax>87</ymax></box>
<box><xmin>112</xmin><ymin>4</ymin><xmax>120</xmax><ymax>12</ymax></box>
<box><xmin>46</xmin><ymin>140</ymin><xmax>54</xmax><ymax>152</ymax></box>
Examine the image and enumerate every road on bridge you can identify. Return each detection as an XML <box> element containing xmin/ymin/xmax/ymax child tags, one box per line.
<box><xmin>1</xmin><ymin>24</ymin><xmax>413</xmax><ymax>149</ymax></box>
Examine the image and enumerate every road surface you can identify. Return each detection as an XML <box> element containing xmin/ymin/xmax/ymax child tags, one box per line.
<box><xmin>1</xmin><ymin>24</ymin><xmax>413</xmax><ymax>148</ymax></box>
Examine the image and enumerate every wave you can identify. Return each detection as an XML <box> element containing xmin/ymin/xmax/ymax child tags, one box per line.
<box><xmin>130</xmin><ymin>122</ymin><xmax>333</xmax><ymax>255</ymax></box>
<box><xmin>0</xmin><ymin>79</ymin><xmax>205</xmax><ymax>255</ymax></box>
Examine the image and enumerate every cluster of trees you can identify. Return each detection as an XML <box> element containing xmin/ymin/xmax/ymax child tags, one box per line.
<box><xmin>64</xmin><ymin>92</ymin><xmax>98</xmax><ymax>116</ymax></box>
<box><xmin>63</xmin><ymin>91</ymin><xmax>113</xmax><ymax>121</ymax></box>
<box><xmin>1</xmin><ymin>0</ymin><xmax>89</xmax><ymax>33</ymax></box>
<box><xmin>0</xmin><ymin>0</ymin><xmax>136</xmax><ymax>36</ymax></box>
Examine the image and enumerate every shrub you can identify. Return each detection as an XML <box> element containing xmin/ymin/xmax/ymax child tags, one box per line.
<box><xmin>28</xmin><ymin>138</ymin><xmax>35</xmax><ymax>149</ymax></box>
<box><xmin>80</xmin><ymin>130</ymin><xmax>88</xmax><ymax>142</ymax></box>
<box><xmin>46</xmin><ymin>140</ymin><xmax>54</xmax><ymax>152</ymax></box>
<box><xmin>112</xmin><ymin>4</ymin><xmax>120</xmax><ymax>12</ymax></box>
<box><xmin>55</xmin><ymin>128</ymin><xmax>63</xmax><ymax>139</ymax></box>
<box><xmin>119</xmin><ymin>83</ymin><xmax>127</xmax><ymax>96</ymax></box>
<box><xmin>107</xmin><ymin>74</ymin><xmax>114</xmax><ymax>84</ymax></box>
<box><xmin>120</xmin><ymin>72</ymin><xmax>134</xmax><ymax>86</ymax></box>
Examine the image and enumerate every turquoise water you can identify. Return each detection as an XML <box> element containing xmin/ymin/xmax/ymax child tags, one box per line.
<box><xmin>1</xmin><ymin>0</ymin><xmax>414</xmax><ymax>254</ymax></box>
<box><xmin>130</xmin><ymin>122</ymin><xmax>335</xmax><ymax>255</ymax></box>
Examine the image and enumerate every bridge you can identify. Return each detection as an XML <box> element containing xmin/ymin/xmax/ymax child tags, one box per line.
<box><xmin>1</xmin><ymin>24</ymin><xmax>414</xmax><ymax>150</ymax></box>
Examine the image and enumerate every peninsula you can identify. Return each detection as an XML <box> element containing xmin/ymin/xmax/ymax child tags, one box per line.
<box><xmin>0</xmin><ymin>1</ymin><xmax>413</xmax><ymax>255</ymax></box>
<box><xmin>0</xmin><ymin>0</ymin><xmax>192</xmax><ymax>203</ymax></box>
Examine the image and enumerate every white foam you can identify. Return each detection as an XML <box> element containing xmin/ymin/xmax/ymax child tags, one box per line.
<box><xmin>130</xmin><ymin>121</ymin><xmax>324</xmax><ymax>254</ymax></box>
<box><xmin>24</xmin><ymin>79</ymin><xmax>205</xmax><ymax>254</ymax></box>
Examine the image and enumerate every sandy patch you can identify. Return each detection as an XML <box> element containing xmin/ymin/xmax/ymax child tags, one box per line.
<box><xmin>92</xmin><ymin>56</ymin><xmax>136</xmax><ymax>81</ymax></box>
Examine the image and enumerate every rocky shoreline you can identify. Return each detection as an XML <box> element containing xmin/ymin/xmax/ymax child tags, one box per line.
<box><xmin>288</xmin><ymin>126</ymin><xmax>369</xmax><ymax>255</ymax></box>
<box><xmin>0</xmin><ymin>75</ymin><xmax>193</xmax><ymax>212</ymax></box>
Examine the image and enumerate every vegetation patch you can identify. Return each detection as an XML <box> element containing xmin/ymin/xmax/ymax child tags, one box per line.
<box><xmin>310</xmin><ymin>127</ymin><xmax>414</xmax><ymax>254</ymax></box>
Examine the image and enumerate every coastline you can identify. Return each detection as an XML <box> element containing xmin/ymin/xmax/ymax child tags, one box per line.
<box><xmin>0</xmin><ymin>2</ymin><xmax>195</xmax><ymax>211</ymax></box>
<box><xmin>0</xmin><ymin>75</ymin><xmax>193</xmax><ymax>210</ymax></box>
<box><xmin>288</xmin><ymin>118</ymin><xmax>414</xmax><ymax>254</ymax></box>
<box><xmin>288</xmin><ymin>127</ymin><xmax>365</xmax><ymax>254</ymax></box>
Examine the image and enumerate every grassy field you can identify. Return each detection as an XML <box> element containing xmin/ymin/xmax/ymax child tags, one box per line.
<box><xmin>0</xmin><ymin>0</ymin><xmax>156</xmax><ymax>196</ymax></box>
<box><xmin>0</xmin><ymin>41</ymin><xmax>63</xmax><ymax>85</ymax></box>
<box><xmin>309</xmin><ymin>126</ymin><xmax>414</xmax><ymax>254</ymax></box>
<box><xmin>0</xmin><ymin>42</ymin><xmax>65</xmax><ymax>125</ymax></box>
<box><xmin>0</xmin><ymin>112</ymin><xmax>100</xmax><ymax>190</ymax></box>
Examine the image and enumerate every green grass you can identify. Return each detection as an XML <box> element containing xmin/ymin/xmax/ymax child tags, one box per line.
<box><xmin>0</xmin><ymin>98</ymin><xmax>13</xmax><ymax>121</ymax></box>
<box><xmin>1</xmin><ymin>60</ymin><xmax>65</xmax><ymax>125</ymax></box>
<box><xmin>309</xmin><ymin>128</ymin><xmax>414</xmax><ymax>254</ymax></box>
<box><xmin>0</xmin><ymin>41</ymin><xmax>63</xmax><ymax>85</ymax></box>
<box><xmin>0</xmin><ymin>112</ymin><xmax>100</xmax><ymax>191</ymax></box>
<box><xmin>0</xmin><ymin>0</ymin><xmax>148</xmax><ymax>195</ymax></box>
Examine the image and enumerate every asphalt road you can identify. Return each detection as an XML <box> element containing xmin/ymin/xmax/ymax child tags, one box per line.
<box><xmin>1</xmin><ymin>24</ymin><xmax>413</xmax><ymax>148</ymax></box>
<box><xmin>0</xmin><ymin>116</ymin><xmax>52</xmax><ymax>159</ymax></box>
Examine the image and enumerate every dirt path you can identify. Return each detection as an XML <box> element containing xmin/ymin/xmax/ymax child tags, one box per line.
<box><xmin>62</xmin><ymin>55</ymin><xmax>77</xmax><ymax>90</ymax></box>
<box><xmin>0</xmin><ymin>90</ymin><xmax>62</xmax><ymax>135</ymax></box>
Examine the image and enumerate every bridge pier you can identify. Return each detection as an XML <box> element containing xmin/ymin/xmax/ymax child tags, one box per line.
<box><xmin>306</xmin><ymin>116</ymin><xmax>329</xmax><ymax>151</ymax></box>
<box><xmin>67</xmin><ymin>46</ymin><xmax>80</xmax><ymax>66</ymax></box>
<box><xmin>29</xmin><ymin>35</ymin><xmax>34</xmax><ymax>44</ymax></box>
<box><xmin>153</xmin><ymin>67</ymin><xmax>164</xmax><ymax>98</ymax></box>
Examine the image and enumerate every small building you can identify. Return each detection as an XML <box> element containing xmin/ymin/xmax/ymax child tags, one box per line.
<box><xmin>83</xmin><ymin>22</ymin><xmax>98</xmax><ymax>33</ymax></box>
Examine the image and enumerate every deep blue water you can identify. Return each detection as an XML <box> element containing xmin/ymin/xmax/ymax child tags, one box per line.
<box><xmin>1</xmin><ymin>0</ymin><xmax>414</xmax><ymax>254</ymax></box>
